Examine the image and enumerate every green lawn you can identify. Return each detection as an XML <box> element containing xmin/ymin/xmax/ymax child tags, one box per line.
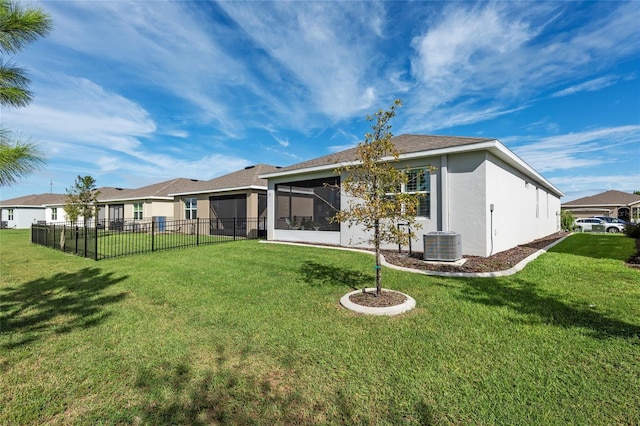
<box><xmin>1</xmin><ymin>230</ymin><xmax>639</xmax><ymax>425</ymax></box>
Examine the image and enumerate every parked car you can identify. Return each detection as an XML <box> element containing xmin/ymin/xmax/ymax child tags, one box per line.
<box><xmin>575</xmin><ymin>217</ymin><xmax>624</xmax><ymax>233</ymax></box>
<box><xmin>591</xmin><ymin>216</ymin><xmax>629</xmax><ymax>226</ymax></box>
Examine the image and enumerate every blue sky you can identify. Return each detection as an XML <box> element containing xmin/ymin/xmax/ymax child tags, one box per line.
<box><xmin>1</xmin><ymin>0</ymin><xmax>639</xmax><ymax>202</ymax></box>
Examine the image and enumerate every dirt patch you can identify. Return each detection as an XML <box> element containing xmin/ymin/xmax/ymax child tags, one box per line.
<box><xmin>349</xmin><ymin>290</ymin><xmax>407</xmax><ymax>308</ymax></box>
<box><xmin>382</xmin><ymin>232</ymin><xmax>569</xmax><ymax>273</ymax></box>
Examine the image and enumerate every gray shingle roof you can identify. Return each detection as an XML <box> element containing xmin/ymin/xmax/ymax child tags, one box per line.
<box><xmin>563</xmin><ymin>190</ymin><xmax>640</xmax><ymax>207</ymax></box>
<box><xmin>95</xmin><ymin>187</ymin><xmax>132</xmax><ymax>201</ymax></box>
<box><xmin>98</xmin><ymin>178</ymin><xmax>204</xmax><ymax>201</ymax></box>
<box><xmin>269</xmin><ymin>134</ymin><xmax>495</xmax><ymax>174</ymax></box>
<box><xmin>0</xmin><ymin>193</ymin><xmax>66</xmax><ymax>207</ymax></box>
<box><xmin>169</xmin><ymin>164</ymin><xmax>281</xmax><ymax>195</ymax></box>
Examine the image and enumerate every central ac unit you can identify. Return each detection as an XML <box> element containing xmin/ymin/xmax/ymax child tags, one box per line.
<box><xmin>423</xmin><ymin>231</ymin><xmax>462</xmax><ymax>261</ymax></box>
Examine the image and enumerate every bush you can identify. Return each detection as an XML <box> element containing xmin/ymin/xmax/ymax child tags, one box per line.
<box><xmin>561</xmin><ymin>210</ymin><xmax>576</xmax><ymax>231</ymax></box>
<box><xmin>624</xmin><ymin>222</ymin><xmax>640</xmax><ymax>238</ymax></box>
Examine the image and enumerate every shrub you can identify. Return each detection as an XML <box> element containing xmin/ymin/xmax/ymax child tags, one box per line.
<box><xmin>624</xmin><ymin>222</ymin><xmax>640</xmax><ymax>238</ymax></box>
<box><xmin>561</xmin><ymin>210</ymin><xmax>576</xmax><ymax>231</ymax></box>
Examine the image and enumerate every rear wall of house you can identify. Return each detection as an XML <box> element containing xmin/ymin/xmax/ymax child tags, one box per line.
<box><xmin>2</xmin><ymin>207</ymin><xmax>45</xmax><ymax>229</ymax></box>
<box><xmin>484</xmin><ymin>153</ymin><xmax>561</xmax><ymax>255</ymax></box>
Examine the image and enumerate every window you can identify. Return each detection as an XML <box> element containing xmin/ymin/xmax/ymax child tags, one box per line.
<box><xmin>51</xmin><ymin>208</ymin><xmax>58</xmax><ymax>221</ymax></box>
<box><xmin>133</xmin><ymin>202</ymin><xmax>143</xmax><ymax>220</ymax></box>
<box><xmin>276</xmin><ymin>177</ymin><xmax>340</xmax><ymax>231</ymax></box>
<box><xmin>185</xmin><ymin>198</ymin><xmax>197</xmax><ymax>219</ymax></box>
<box><xmin>8</xmin><ymin>208</ymin><xmax>14</xmax><ymax>220</ymax></box>
<box><xmin>404</xmin><ymin>168</ymin><xmax>430</xmax><ymax>218</ymax></box>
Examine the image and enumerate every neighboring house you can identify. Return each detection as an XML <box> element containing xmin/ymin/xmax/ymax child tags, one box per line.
<box><xmin>169</xmin><ymin>164</ymin><xmax>280</xmax><ymax>237</ymax></box>
<box><xmin>0</xmin><ymin>164</ymin><xmax>280</xmax><ymax>233</ymax></box>
<box><xmin>562</xmin><ymin>190</ymin><xmax>640</xmax><ymax>222</ymax></box>
<box><xmin>94</xmin><ymin>180</ymin><xmax>203</xmax><ymax>231</ymax></box>
<box><xmin>0</xmin><ymin>193</ymin><xmax>66</xmax><ymax>229</ymax></box>
<box><xmin>260</xmin><ymin>134</ymin><xmax>564</xmax><ymax>257</ymax></box>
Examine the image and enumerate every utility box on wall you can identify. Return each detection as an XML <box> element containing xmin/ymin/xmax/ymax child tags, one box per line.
<box><xmin>423</xmin><ymin>231</ymin><xmax>462</xmax><ymax>262</ymax></box>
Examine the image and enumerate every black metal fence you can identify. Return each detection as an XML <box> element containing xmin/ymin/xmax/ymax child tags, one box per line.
<box><xmin>31</xmin><ymin>217</ymin><xmax>267</xmax><ymax>260</ymax></box>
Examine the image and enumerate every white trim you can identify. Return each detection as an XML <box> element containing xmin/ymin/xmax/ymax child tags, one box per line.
<box><xmin>340</xmin><ymin>289</ymin><xmax>416</xmax><ymax>316</ymax></box>
<box><xmin>169</xmin><ymin>185</ymin><xmax>266</xmax><ymax>197</ymax></box>
<box><xmin>99</xmin><ymin>196</ymin><xmax>173</xmax><ymax>202</ymax></box>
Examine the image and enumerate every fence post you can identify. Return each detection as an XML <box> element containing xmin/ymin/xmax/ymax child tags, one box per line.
<box><xmin>151</xmin><ymin>217</ymin><xmax>155</xmax><ymax>252</ymax></box>
<box><xmin>196</xmin><ymin>219</ymin><xmax>200</xmax><ymax>246</ymax></box>
<box><xmin>233</xmin><ymin>217</ymin><xmax>237</xmax><ymax>240</ymax></box>
<box><xmin>84</xmin><ymin>226</ymin><xmax>88</xmax><ymax>258</ymax></box>
<box><xmin>95</xmin><ymin>224</ymin><xmax>99</xmax><ymax>260</ymax></box>
<box><xmin>75</xmin><ymin>225</ymin><xmax>79</xmax><ymax>255</ymax></box>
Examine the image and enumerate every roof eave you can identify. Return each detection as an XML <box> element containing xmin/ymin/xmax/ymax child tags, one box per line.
<box><xmin>169</xmin><ymin>185</ymin><xmax>267</xmax><ymax>197</ymax></box>
<box><xmin>98</xmin><ymin>196</ymin><xmax>174</xmax><ymax>203</ymax></box>
<box><xmin>0</xmin><ymin>204</ymin><xmax>47</xmax><ymax>208</ymax></box>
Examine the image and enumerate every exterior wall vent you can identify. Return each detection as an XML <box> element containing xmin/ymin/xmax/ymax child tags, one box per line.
<box><xmin>423</xmin><ymin>231</ymin><xmax>462</xmax><ymax>261</ymax></box>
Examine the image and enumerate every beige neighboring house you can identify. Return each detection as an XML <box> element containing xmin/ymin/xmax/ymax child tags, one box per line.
<box><xmin>562</xmin><ymin>190</ymin><xmax>640</xmax><ymax>222</ymax></box>
<box><xmin>261</xmin><ymin>134</ymin><xmax>564</xmax><ymax>257</ymax></box>
<box><xmin>44</xmin><ymin>187</ymin><xmax>133</xmax><ymax>226</ymax></box>
<box><xmin>0</xmin><ymin>193</ymin><xmax>66</xmax><ymax>229</ymax></box>
<box><xmin>169</xmin><ymin>164</ymin><xmax>280</xmax><ymax>237</ymax></box>
<box><xmin>95</xmin><ymin>179</ymin><xmax>205</xmax><ymax>231</ymax></box>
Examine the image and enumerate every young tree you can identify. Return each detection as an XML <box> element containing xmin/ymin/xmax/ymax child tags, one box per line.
<box><xmin>333</xmin><ymin>99</ymin><xmax>435</xmax><ymax>296</ymax></box>
<box><xmin>560</xmin><ymin>209</ymin><xmax>575</xmax><ymax>231</ymax></box>
<box><xmin>0</xmin><ymin>0</ymin><xmax>51</xmax><ymax>186</ymax></box>
<box><xmin>64</xmin><ymin>175</ymin><xmax>100</xmax><ymax>224</ymax></box>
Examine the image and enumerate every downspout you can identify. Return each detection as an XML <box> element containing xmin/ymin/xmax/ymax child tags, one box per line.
<box><xmin>440</xmin><ymin>154</ymin><xmax>449</xmax><ymax>231</ymax></box>
<box><xmin>266</xmin><ymin>181</ymin><xmax>276</xmax><ymax>241</ymax></box>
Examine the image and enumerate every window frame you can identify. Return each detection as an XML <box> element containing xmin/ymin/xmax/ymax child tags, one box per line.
<box><xmin>133</xmin><ymin>202</ymin><xmax>143</xmax><ymax>220</ymax></box>
<box><xmin>184</xmin><ymin>198</ymin><xmax>198</xmax><ymax>220</ymax></box>
<box><xmin>8</xmin><ymin>208</ymin><xmax>14</xmax><ymax>221</ymax></box>
<box><xmin>51</xmin><ymin>207</ymin><xmax>58</xmax><ymax>221</ymax></box>
<box><xmin>402</xmin><ymin>168</ymin><xmax>430</xmax><ymax>218</ymax></box>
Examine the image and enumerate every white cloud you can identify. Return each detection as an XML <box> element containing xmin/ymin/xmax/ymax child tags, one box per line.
<box><xmin>3</xmin><ymin>74</ymin><xmax>251</xmax><ymax>185</ymax></box>
<box><xmin>552</xmin><ymin>173</ymin><xmax>640</xmax><ymax>202</ymax></box>
<box><xmin>403</xmin><ymin>1</ymin><xmax>640</xmax><ymax>130</ymax></box>
<box><xmin>507</xmin><ymin>125</ymin><xmax>640</xmax><ymax>173</ymax></box>
<box><xmin>264</xmin><ymin>147</ymin><xmax>302</xmax><ymax>161</ymax></box>
<box><xmin>4</xmin><ymin>75</ymin><xmax>155</xmax><ymax>153</ymax></box>
<box><xmin>217</xmin><ymin>1</ymin><xmax>387</xmax><ymax>120</ymax></box>
<box><xmin>36</xmin><ymin>1</ymin><xmax>249</xmax><ymax>137</ymax></box>
<box><xmin>551</xmin><ymin>75</ymin><xmax>619</xmax><ymax>98</ymax></box>
<box><xmin>272</xmin><ymin>136</ymin><xmax>290</xmax><ymax>148</ymax></box>
<box><xmin>328</xmin><ymin>144</ymin><xmax>357</xmax><ymax>153</ymax></box>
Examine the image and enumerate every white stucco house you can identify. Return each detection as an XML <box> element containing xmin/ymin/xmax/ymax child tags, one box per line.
<box><xmin>260</xmin><ymin>134</ymin><xmax>564</xmax><ymax>257</ymax></box>
<box><xmin>0</xmin><ymin>193</ymin><xmax>66</xmax><ymax>229</ymax></box>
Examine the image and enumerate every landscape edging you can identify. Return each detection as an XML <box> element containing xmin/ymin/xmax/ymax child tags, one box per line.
<box><xmin>260</xmin><ymin>233</ymin><xmax>571</xmax><ymax>278</ymax></box>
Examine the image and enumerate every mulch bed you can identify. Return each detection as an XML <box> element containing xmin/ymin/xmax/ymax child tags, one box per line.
<box><xmin>346</xmin><ymin>232</ymin><xmax>640</xmax><ymax>307</ymax></box>
<box><xmin>349</xmin><ymin>290</ymin><xmax>407</xmax><ymax>308</ymax></box>
<box><xmin>382</xmin><ymin>232</ymin><xmax>570</xmax><ymax>273</ymax></box>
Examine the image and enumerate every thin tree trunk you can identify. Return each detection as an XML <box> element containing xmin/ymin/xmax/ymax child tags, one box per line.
<box><xmin>375</xmin><ymin>219</ymin><xmax>381</xmax><ymax>296</ymax></box>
